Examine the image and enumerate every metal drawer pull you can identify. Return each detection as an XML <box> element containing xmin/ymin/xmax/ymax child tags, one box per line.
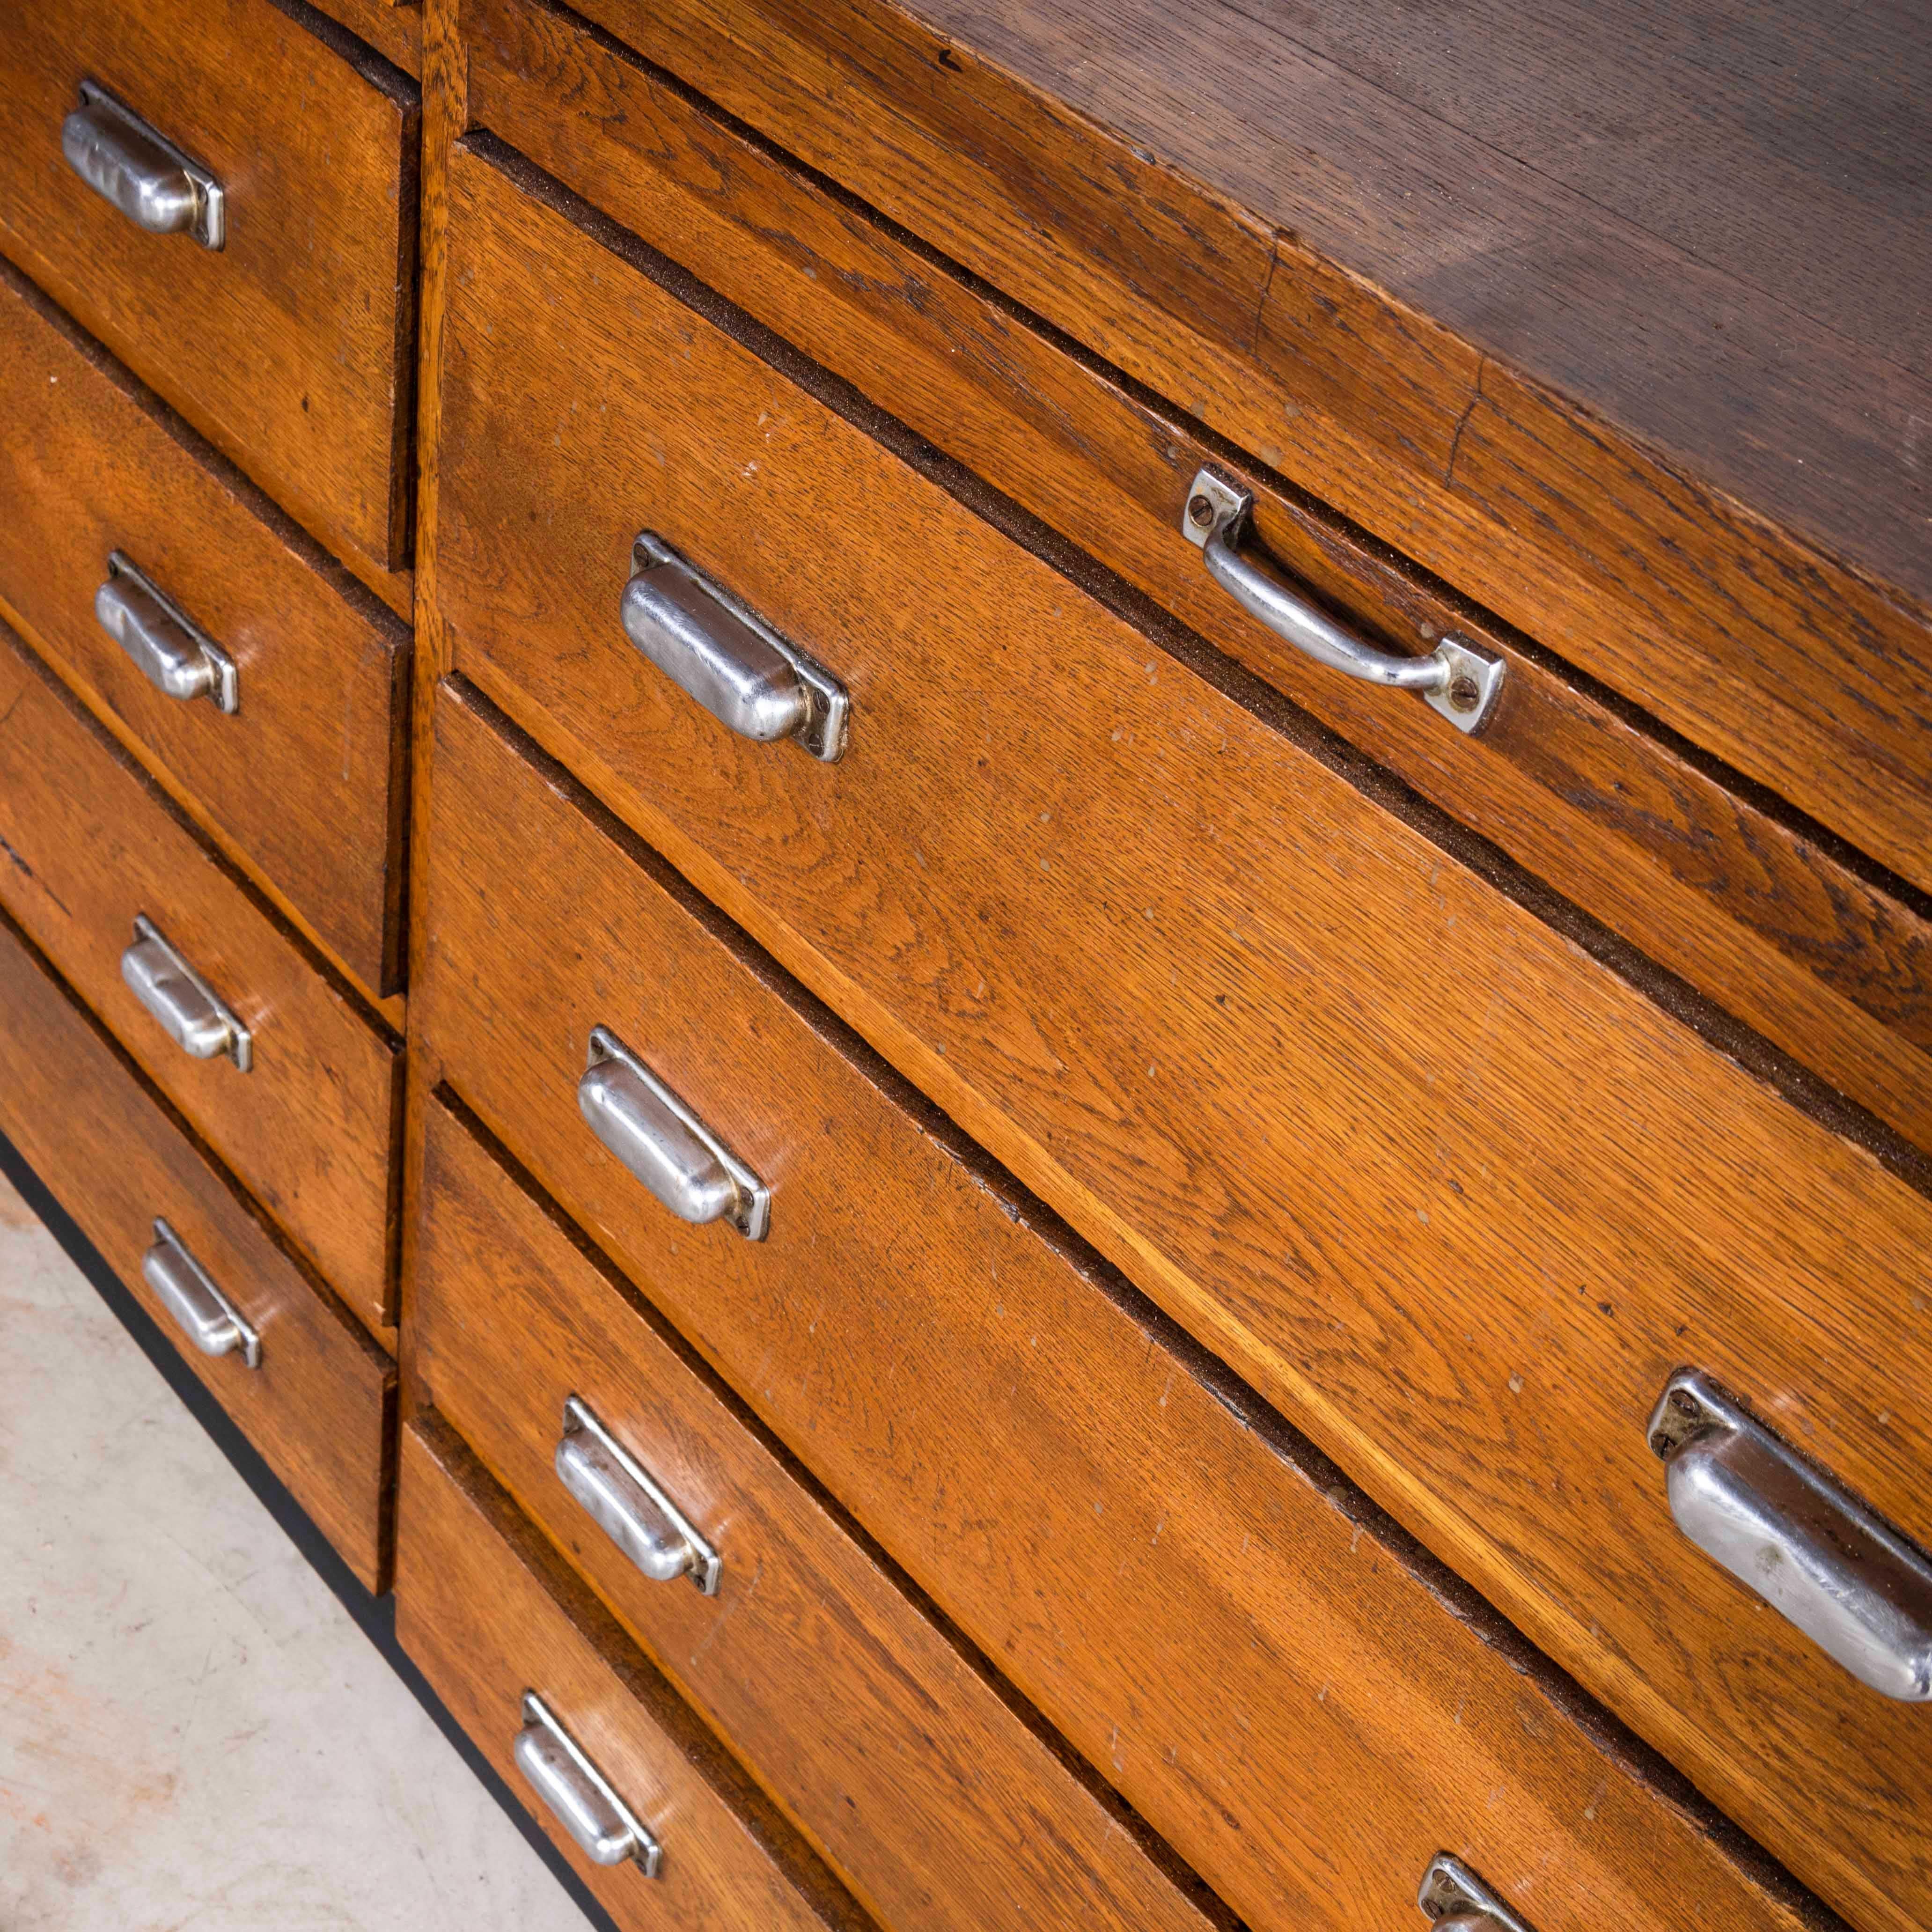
<box><xmin>622</xmin><ymin>532</ymin><xmax>848</xmax><ymax>761</ymax></box>
<box><xmin>514</xmin><ymin>1692</ymin><xmax>661</xmax><ymax>1874</ymax></box>
<box><xmin>578</xmin><ymin>1026</ymin><xmax>770</xmax><ymax>1240</ymax></box>
<box><xmin>62</xmin><ymin>81</ymin><xmax>225</xmax><ymax>250</ymax></box>
<box><xmin>1648</xmin><ymin>1369</ymin><xmax>1932</xmax><ymax>1700</ymax></box>
<box><xmin>557</xmin><ymin>1396</ymin><xmax>722</xmax><ymax>1594</ymax></box>
<box><xmin>141</xmin><ymin>1218</ymin><xmax>261</xmax><ymax>1367</ymax></box>
<box><xmin>1181</xmin><ymin>469</ymin><xmax>1504</xmax><ymax>734</ymax></box>
<box><xmin>121</xmin><ymin>916</ymin><xmax>252</xmax><ymax>1071</ymax></box>
<box><xmin>96</xmin><ymin>553</ymin><xmax>239</xmax><ymax>713</ymax></box>
<box><xmin>1417</xmin><ymin>1855</ymin><xmax>1537</xmax><ymax>1932</ymax></box>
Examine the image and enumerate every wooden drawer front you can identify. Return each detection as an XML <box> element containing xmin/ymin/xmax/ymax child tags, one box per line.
<box><xmin>433</xmin><ymin>147</ymin><xmax>1932</xmax><ymax>1932</ymax></box>
<box><xmin>0</xmin><ymin>0</ymin><xmax>417</xmax><ymax>585</ymax></box>
<box><xmin>0</xmin><ymin>915</ymin><xmax>392</xmax><ymax>1589</ymax></box>
<box><xmin>415</xmin><ymin>1095</ymin><xmax>1217</xmax><ymax>1932</ymax></box>
<box><xmin>459</xmin><ymin>0</ymin><xmax>1932</xmax><ymax>1161</ymax></box>
<box><xmin>421</xmin><ymin>679</ymin><xmax>1820</xmax><ymax>1932</ymax></box>
<box><xmin>490</xmin><ymin>0</ymin><xmax>1932</xmax><ymax>913</ymax></box>
<box><xmin>0</xmin><ymin>264</ymin><xmax>408</xmax><ymax>996</ymax></box>
<box><xmin>397</xmin><ymin>1415</ymin><xmax>872</xmax><ymax>1932</ymax></box>
<box><xmin>0</xmin><ymin>629</ymin><xmax>397</xmax><ymax>1336</ymax></box>
<box><xmin>308</xmin><ymin>0</ymin><xmax>421</xmax><ymax>79</ymax></box>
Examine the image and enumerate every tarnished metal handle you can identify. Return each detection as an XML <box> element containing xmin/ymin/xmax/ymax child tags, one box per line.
<box><xmin>1417</xmin><ymin>1855</ymin><xmax>1537</xmax><ymax>1932</ymax></box>
<box><xmin>121</xmin><ymin>916</ymin><xmax>252</xmax><ymax>1071</ymax></box>
<box><xmin>577</xmin><ymin>1027</ymin><xmax>769</xmax><ymax>1239</ymax></box>
<box><xmin>62</xmin><ymin>81</ymin><xmax>225</xmax><ymax>249</ymax></box>
<box><xmin>622</xmin><ymin>532</ymin><xmax>848</xmax><ymax>761</ymax></box>
<box><xmin>557</xmin><ymin>1397</ymin><xmax>721</xmax><ymax>1593</ymax></box>
<box><xmin>1182</xmin><ymin>469</ymin><xmax>1504</xmax><ymax>734</ymax></box>
<box><xmin>1649</xmin><ymin>1370</ymin><xmax>1932</xmax><ymax>1700</ymax></box>
<box><xmin>141</xmin><ymin>1218</ymin><xmax>260</xmax><ymax>1367</ymax></box>
<box><xmin>97</xmin><ymin>554</ymin><xmax>238</xmax><ymax>712</ymax></box>
<box><xmin>514</xmin><ymin>1693</ymin><xmax>661</xmax><ymax>1874</ymax></box>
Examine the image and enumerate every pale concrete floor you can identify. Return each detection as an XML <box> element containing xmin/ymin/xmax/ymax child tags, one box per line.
<box><xmin>0</xmin><ymin>1167</ymin><xmax>589</xmax><ymax>1931</ymax></box>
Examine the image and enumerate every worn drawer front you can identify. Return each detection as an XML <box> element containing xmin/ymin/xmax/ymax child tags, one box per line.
<box><xmin>0</xmin><ymin>915</ymin><xmax>392</xmax><ymax>1589</ymax></box>
<box><xmin>421</xmin><ymin>679</ymin><xmax>1827</xmax><ymax>1932</ymax></box>
<box><xmin>397</xmin><ymin>1416</ymin><xmax>871</xmax><ymax>1932</ymax></box>
<box><xmin>307</xmin><ymin>0</ymin><xmax>422</xmax><ymax>78</ymax></box>
<box><xmin>416</xmin><ymin>1095</ymin><xmax>1219</xmax><ymax>1932</ymax></box>
<box><xmin>0</xmin><ymin>629</ymin><xmax>397</xmax><ymax>1335</ymax></box>
<box><xmin>506</xmin><ymin>0</ymin><xmax>1932</xmax><ymax>911</ymax></box>
<box><xmin>0</xmin><ymin>265</ymin><xmax>409</xmax><ymax>995</ymax></box>
<box><xmin>0</xmin><ymin>0</ymin><xmax>417</xmax><ymax>584</ymax></box>
<box><xmin>459</xmin><ymin>0</ymin><xmax>1932</xmax><ymax>1160</ymax></box>
<box><xmin>433</xmin><ymin>147</ymin><xmax>1932</xmax><ymax>1932</ymax></box>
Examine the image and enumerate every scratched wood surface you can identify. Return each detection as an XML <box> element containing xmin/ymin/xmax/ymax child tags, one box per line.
<box><xmin>427</xmin><ymin>146</ymin><xmax>1932</xmax><ymax>1932</ymax></box>
<box><xmin>554</xmin><ymin>0</ymin><xmax>1932</xmax><ymax>902</ymax></box>
<box><xmin>0</xmin><ymin>262</ymin><xmax>411</xmax><ymax>997</ymax></box>
<box><xmin>417</xmin><ymin>679</ymin><xmax>1838</xmax><ymax>1932</ymax></box>
<box><xmin>0</xmin><ymin>627</ymin><xmax>400</xmax><ymax>1338</ymax></box>
<box><xmin>397</xmin><ymin>1412</ymin><xmax>879</xmax><ymax>1932</ymax></box>
<box><xmin>457</xmin><ymin>0</ymin><xmax>1932</xmax><ymax>1157</ymax></box>
<box><xmin>414</xmin><ymin>1095</ymin><xmax>1228</xmax><ymax>1932</ymax></box>
<box><xmin>307</xmin><ymin>0</ymin><xmax>424</xmax><ymax>75</ymax></box>
<box><xmin>0</xmin><ymin>914</ymin><xmax>394</xmax><ymax>1589</ymax></box>
<box><xmin>0</xmin><ymin>0</ymin><xmax>419</xmax><ymax>597</ymax></box>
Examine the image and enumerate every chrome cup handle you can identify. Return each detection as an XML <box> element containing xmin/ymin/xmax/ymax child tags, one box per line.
<box><xmin>61</xmin><ymin>81</ymin><xmax>225</xmax><ymax>249</ymax></box>
<box><xmin>141</xmin><ymin>1218</ymin><xmax>260</xmax><ymax>1367</ymax></box>
<box><xmin>1649</xmin><ymin>1369</ymin><xmax>1932</xmax><ymax>1701</ymax></box>
<box><xmin>121</xmin><ymin>917</ymin><xmax>252</xmax><ymax>1071</ymax></box>
<box><xmin>621</xmin><ymin>531</ymin><xmax>847</xmax><ymax>761</ymax></box>
<box><xmin>513</xmin><ymin>1692</ymin><xmax>661</xmax><ymax>1875</ymax></box>
<box><xmin>555</xmin><ymin>1396</ymin><xmax>721</xmax><ymax>1594</ymax></box>
<box><xmin>576</xmin><ymin>1027</ymin><xmax>768</xmax><ymax>1240</ymax></box>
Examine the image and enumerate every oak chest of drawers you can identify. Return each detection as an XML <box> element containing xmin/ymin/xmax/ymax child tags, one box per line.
<box><xmin>2</xmin><ymin>3</ymin><xmax>1926</xmax><ymax>1931</ymax></box>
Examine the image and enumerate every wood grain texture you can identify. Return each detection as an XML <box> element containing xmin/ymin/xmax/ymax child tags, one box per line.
<box><xmin>396</xmin><ymin>1412</ymin><xmax>877</xmax><ymax>1932</ymax></box>
<box><xmin>307</xmin><ymin>0</ymin><xmax>424</xmax><ymax>76</ymax></box>
<box><xmin>428</xmin><ymin>150</ymin><xmax>1932</xmax><ymax>1932</ymax></box>
<box><xmin>554</xmin><ymin>0</ymin><xmax>1932</xmax><ymax>900</ymax></box>
<box><xmin>457</xmin><ymin>0</ymin><xmax>1932</xmax><ymax>1156</ymax></box>
<box><xmin>419</xmin><ymin>681</ymin><xmax>1832</xmax><ymax>1932</ymax></box>
<box><xmin>391</xmin><ymin>0</ymin><xmax>464</xmax><ymax>1399</ymax></box>
<box><xmin>0</xmin><ymin>627</ymin><xmax>400</xmax><ymax>1337</ymax></box>
<box><xmin>0</xmin><ymin>260</ymin><xmax>411</xmax><ymax>996</ymax></box>
<box><xmin>414</xmin><ymin>1095</ymin><xmax>1225</xmax><ymax>1932</ymax></box>
<box><xmin>0</xmin><ymin>0</ymin><xmax>419</xmax><ymax>583</ymax></box>
<box><xmin>0</xmin><ymin>913</ymin><xmax>394</xmax><ymax>1589</ymax></box>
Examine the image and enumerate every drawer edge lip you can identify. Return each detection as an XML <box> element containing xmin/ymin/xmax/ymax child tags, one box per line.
<box><xmin>268</xmin><ymin>0</ymin><xmax>425</xmax><ymax>103</ymax></box>
<box><xmin>265</xmin><ymin>0</ymin><xmax>427</xmax><ymax>580</ymax></box>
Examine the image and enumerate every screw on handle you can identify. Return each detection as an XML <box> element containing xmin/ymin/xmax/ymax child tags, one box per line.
<box><xmin>1181</xmin><ymin>468</ymin><xmax>1505</xmax><ymax>734</ymax></box>
<box><xmin>514</xmin><ymin>1693</ymin><xmax>661</xmax><ymax>1875</ymax></box>
<box><xmin>1647</xmin><ymin>1368</ymin><xmax>1932</xmax><ymax>1700</ymax></box>
<box><xmin>555</xmin><ymin>1396</ymin><xmax>722</xmax><ymax>1594</ymax></box>
<box><xmin>61</xmin><ymin>81</ymin><xmax>225</xmax><ymax>248</ymax></box>
<box><xmin>577</xmin><ymin>1027</ymin><xmax>770</xmax><ymax>1240</ymax></box>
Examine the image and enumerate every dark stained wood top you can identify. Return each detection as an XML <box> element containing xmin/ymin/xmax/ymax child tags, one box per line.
<box><xmin>917</xmin><ymin>0</ymin><xmax>1932</xmax><ymax>608</ymax></box>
